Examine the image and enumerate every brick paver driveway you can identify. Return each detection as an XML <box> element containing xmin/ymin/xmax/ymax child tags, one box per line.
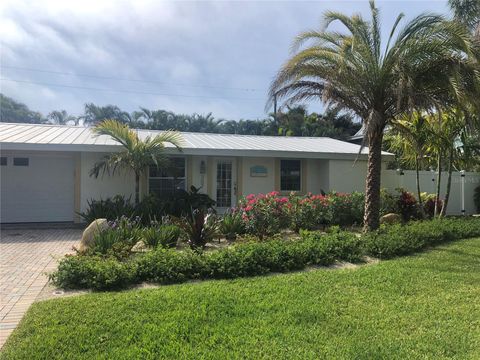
<box><xmin>0</xmin><ymin>228</ymin><xmax>81</xmax><ymax>347</ymax></box>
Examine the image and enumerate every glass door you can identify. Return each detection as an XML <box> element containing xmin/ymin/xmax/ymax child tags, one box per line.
<box><xmin>215</xmin><ymin>158</ymin><xmax>236</xmax><ymax>211</ymax></box>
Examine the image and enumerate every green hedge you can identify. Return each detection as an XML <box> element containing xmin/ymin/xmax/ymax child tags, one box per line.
<box><xmin>363</xmin><ymin>217</ymin><xmax>480</xmax><ymax>259</ymax></box>
<box><xmin>50</xmin><ymin>218</ymin><xmax>480</xmax><ymax>290</ymax></box>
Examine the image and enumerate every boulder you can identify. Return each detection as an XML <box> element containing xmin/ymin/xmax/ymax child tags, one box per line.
<box><xmin>380</xmin><ymin>213</ymin><xmax>402</xmax><ymax>225</ymax></box>
<box><xmin>131</xmin><ymin>240</ymin><xmax>149</xmax><ymax>253</ymax></box>
<box><xmin>79</xmin><ymin>219</ymin><xmax>109</xmax><ymax>252</ymax></box>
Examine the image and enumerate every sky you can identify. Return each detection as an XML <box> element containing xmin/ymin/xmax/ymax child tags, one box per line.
<box><xmin>0</xmin><ymin>0</ymin><xmax>449</xmax><ymax>121</ymax></box>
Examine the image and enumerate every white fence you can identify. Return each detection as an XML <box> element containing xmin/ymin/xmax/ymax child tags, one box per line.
<box><xmin>381</xmin><ymin>170</ymin><xmax>480</xmax><ymax>215</ymax></box>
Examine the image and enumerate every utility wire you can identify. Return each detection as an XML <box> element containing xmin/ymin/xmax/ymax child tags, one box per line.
<box><xmin>0</xmin><ymin>78</ymin><xmax>265</xmax><ymax>101</ymax></box>
<box><xmin>0</xmin><ymin>65</ymin><xmax>264</xmax><ymax>92</ymax></box>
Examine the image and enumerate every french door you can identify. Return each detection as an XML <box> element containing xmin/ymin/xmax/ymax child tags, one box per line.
<box><xmin>214</xmin><ymin>158</ymin><xmax>237</xmax><ymax>212</ymax></box>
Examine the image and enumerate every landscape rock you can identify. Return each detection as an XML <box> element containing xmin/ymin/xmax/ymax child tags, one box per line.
<box><xmin>380</xmin><ymin>213</ymin><xmax>402</xmax><ymax>225</ymax></box>
<box><xmin>79</xmin><ymin>219</ymin><xmax>109</xmax><ymax>252</ymax></box>
<box><xmin>131</xmin><ymin>240</ymin><xmax>149</xmax><ymax>253</ymax></box>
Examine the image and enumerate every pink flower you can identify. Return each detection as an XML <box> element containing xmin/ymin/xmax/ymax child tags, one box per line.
<box><xmin>268</xmin><ymin>191</ymin><xmax>280</xmax><ymax>197</ymax></box>
<box><xmin>245</xmin><ymin>206</ymin><xmax>253</xmax><ymax>212</ymax></box>
<box><xmin>246</xmin><ymin>194</ymin><xmax>256</xmax><ymax>200</ymax></box>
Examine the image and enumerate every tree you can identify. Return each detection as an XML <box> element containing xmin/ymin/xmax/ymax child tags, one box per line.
<box><xmin>386</xmin><ymin>113</ymin><xmax>430</xmax><ymax>215</ymax></box>
<box><xmin>90</xmin><ymin>120</ymin><xmax>183</xmax><ymax>205</ymax></box>
<box><xmin>82</xmin><ymin>103</ymin><xmax>132</xmax><ymax>126</ymax></box>
<box><xmin>268</xmin><ymin>0</ymin><xmax>478</xmax><ymax>230</ymax></box>
<box><xmin>47</xmin><ymin>110</ymin><xmax>79</xmax><ymax>126</ymax></box>
<box><xmin>0</xmin><ymin>94</ymin><xmax>45</xmax><ymax>124</ymax></box>
<box><xmin>448</xmin><ymin>0</ymin><xmax>480</xmax><ymax>36</ymax></box>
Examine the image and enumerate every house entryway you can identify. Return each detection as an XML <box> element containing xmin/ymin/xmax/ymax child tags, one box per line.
<box><xmin>213</xmin><ymin>158</ymin><xmax>237</xmax><ymax>212</ymax></box>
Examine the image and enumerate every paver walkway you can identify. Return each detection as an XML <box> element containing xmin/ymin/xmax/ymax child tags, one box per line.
<box><xmin>0</xmin><ymin>228</ymin><xmax>81</xmax><ymax>347</ymax></box>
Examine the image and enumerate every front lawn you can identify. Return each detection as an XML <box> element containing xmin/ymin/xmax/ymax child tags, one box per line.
<box><xmin>2</xmin><ymin>238</ymin><xmax>480</xmax><ymax>359</ymax></box>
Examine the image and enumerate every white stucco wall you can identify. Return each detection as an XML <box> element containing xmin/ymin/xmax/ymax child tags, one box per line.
<box><xmin>80</xmin><ymin>152</ymin><xmax>135</xmax><ymax>212</ymax></box>
<box><xmin>328</xmin><ymin>159</ymin><xmax>368</xmax><ymax>193</ymax></box>
<box><xmin>241</xmin><ymin>157</ymin><xmax>275</xmax><ymax>196</ymax></box>
<box><xmin>305</xmin><ymin>159</ymin><xmax>329</xmax><ymax>194</ymax></box>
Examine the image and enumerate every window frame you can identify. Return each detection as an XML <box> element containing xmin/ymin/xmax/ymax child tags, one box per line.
<box><xmin>280</xmin><ymin>159</ymin><xmax>302</xmax><ymax>192</ymax></box>
<box><xmin>0</xmin><ymin>157</ymin><xmax>6</xmax><ymax>166</ymax></box>
<box><xmin>148</xmin><ymin>157</ymin><xmax>187</xmax><ymax>197</ymax></box>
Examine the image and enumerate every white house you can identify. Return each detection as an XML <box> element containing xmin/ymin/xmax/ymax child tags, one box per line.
<box><xmin>1</xmin><ymin>122</ymin><xmax>477</xmax><ymax>223</ymax></box>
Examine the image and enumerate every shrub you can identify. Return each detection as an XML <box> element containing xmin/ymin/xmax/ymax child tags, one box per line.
<box><xmin>474</xmin><ymin>185</ymin><xmax>480</xmax><ymax>213</ymax></box>
<box><xmin>328</xmin><ymin>192</ymin><xmax>364</xmax><ymax>226</ymax></box>
<box><xmin>238</xmin><ymin>192</ymin><xmax>289</xmax><ymax>239</ymax></box>
<box><xmin>421</xmin><ymin>193</ymin><xmax>443</xmax><ymax>218</ymax></box>
<box><xmin>79</xmin><ymin>195</ymin><xmax>136</xmax><ymax>223</ymax></box>
<box><xmin>219</xmin><ymin>210</ymin><xmax>245</xmax><ymax>240</ymax></box>
<box><xmin>396</xmin><ymin>188</ymin><xmax>420</xmax><ymax>221</ymax></box>
<box><xmin>380</xmin><ymin>188</ymin><xmax>398</xmax><ymax>215</ymax></box>
<box><xmin>79</xmin><ymin>187</ymin><xmax>216</xmax><ymax>225</ymax></box>
<box><xmin>175</xmin><ymin>209</ymin><xmax>220</xmax><ymax>249</ymax></box>
<box><xmin>287</xmin><ymin>193</ymin><xmax>331</xmax><ymax>232</ymax></box>
<box><xmin>49</xmin><ymin>255</ymin><xmax>137</xmax><ymax>290</ymax></box>
<box><xmin>363</xmin><ymin>217</ymin><xmax>480</xmax><ymax>259</ymax></box>
<box><xmin>141</xmin><ymin>224</ymin><xmax>182</xmax><ymax>249</ymax></box>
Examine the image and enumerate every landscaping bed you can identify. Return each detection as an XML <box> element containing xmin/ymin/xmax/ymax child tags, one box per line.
<box><xmin>3</xmin><ymin>237</ymin><xmax>480</xmax><ymax>359</ymax></box>
<box><xmin>50</xmin><ymin>217</ymin><xmax>480</xmax><ymax>290</ymax></box>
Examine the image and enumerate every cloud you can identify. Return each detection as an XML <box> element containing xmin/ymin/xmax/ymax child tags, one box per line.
<box><xmin>1</xmin><ymin>0</ymin><xmax>449</xmax><ymax>120</ymax></box>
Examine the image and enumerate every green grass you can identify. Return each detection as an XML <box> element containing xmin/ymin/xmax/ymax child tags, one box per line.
<box><xmin>2</xmin><ymin>238</ymin><xmax>480</xmax><ymax>360</ymax></box>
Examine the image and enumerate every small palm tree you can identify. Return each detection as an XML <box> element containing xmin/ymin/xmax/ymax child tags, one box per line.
<box><xmin>269</xmin><ymin>0</ymin><xmax>478</xmax><ymax>230</ymax></box>
<box><xmin>386</xmin><ymin>113</ymin><xmax>430</xmax><ymax>215</ymax></box>
<box><xmin>90</xmin><ymin>120</ymin><xmax>183</xmax><ymax>205</ymax></box>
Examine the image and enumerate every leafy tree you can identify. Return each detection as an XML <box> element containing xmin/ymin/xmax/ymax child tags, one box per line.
<box><xmin>268</xmin><ymin>0</ymin><xmax>478</xmax><ymax>230</ymax></box>
<box><xmin>90</xmin><ymin>120</ymin><xmax>183</xmax><ymax>205</ymax></box>
<box><xmin>0</xmin><ymin>94</ymin><xmax>45</xmax><ymax>124</ymax></box>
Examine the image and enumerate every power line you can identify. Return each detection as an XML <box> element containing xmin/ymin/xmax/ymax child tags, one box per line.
<box><xmin>0</xmin><ymin>78</ymin><xmax>266</xmax><ymax>101</ymax></box>
<box><xmin>0</xmin><ymin>65</ymin><xmax>264</xmax><ymax>92</ymax></box>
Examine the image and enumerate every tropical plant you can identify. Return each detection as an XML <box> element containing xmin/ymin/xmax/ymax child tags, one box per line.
<box><xmin>219</xmin><ymin>210</ymin><xmax>245</xmax><ymax>241</ymax></box>
<box><xmin>175</xmin><ymin>209</ymin><xmax>220</xmax><ymax>250</ymax></box>
<box><xmin>268</xmin><ymin>0</ymin><xmax>478</xmax><ymax>230</ymax></box>
<box><xmin>79</xmin><ymin>195</ymin><xmax>136</xmax><ymax>223</ymax></box>
<box><xmin>90</xmin><ymin>120</ymin><xmax>183</xmax><ymax>205</ymax></box>
<box><xmin>142</xmin><ymin>224</ymin><xmax>182</xmax><ymax>249</ymax></box>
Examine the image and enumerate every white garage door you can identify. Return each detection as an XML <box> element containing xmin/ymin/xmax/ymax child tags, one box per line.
<box><xmin>1</xmin><ymin>154</ymin><xmax>75</xmax><ymax>223</ymax></box>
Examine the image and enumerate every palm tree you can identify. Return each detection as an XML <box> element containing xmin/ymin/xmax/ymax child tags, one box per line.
<box><xmin>47</xmin><ymin>110</ymin><xmax>79</xmax><ymax>126</ymax></box>
<box><xmin>386</xmin><ymin>113</ymin><xmax>430</xmax><ymax>215</ymax></box>
<box><xmin>268</xmin><ymin>0</ymin><xmax>478</xmax><ymax>230</ymax></box>
<box><xmin>448</xmin><ymin>0</ymin><xmax>480</xmax><ymax>36</ymax></box>
<box><xmin>90</xmin><ymin>120</ymin><xmax>183</xmax><ymax>205</ymax></box>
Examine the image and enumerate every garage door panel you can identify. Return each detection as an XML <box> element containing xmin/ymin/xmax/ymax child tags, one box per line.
<box><xmin>1</xmin><ymin>155</ymin><xmax>75</xmax><ymax>223</ymax></box>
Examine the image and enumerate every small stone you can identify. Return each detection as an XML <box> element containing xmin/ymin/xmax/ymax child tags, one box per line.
<box><xmin>131</xmin><ymin>240</ymin><xmax>148</xmax><ymax>253</ymax></box>
<box><xmin>380</xmin><ymin>213</ymin><xmax>402</xmax><ymax>225</ymax></box>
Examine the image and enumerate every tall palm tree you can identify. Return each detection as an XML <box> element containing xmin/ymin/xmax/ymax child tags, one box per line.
<box><xmin>448</xmin><ymin>0</ymin><xmax>480</xmax><ymax>36</ymax></box>
<box><xmin>268</xmin><ymin>0</ymin><xmax>478</xmax><ymax>230</ymax></box>
<box><xmin>90</xmin><ymin>120</ymin><xmax>183</xmax><ymax>205</ymax></box>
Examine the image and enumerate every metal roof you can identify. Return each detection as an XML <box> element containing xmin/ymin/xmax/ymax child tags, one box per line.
<box><xmin>0</xmin><ymin>123</ymin><xmax>393</xmax><ymax>160</ymax></box>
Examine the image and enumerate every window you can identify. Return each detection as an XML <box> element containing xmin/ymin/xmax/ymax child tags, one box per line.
<box><xmin>149</xmin><ymin>157</ymin><xmax>186</xmax><ymax>197</ymax></box>
<box><xmin>0</xmin><ymin>157</ymin><xmax>6</xmax><ymax>166</ymax></box>
<box><xmin>13</xmin><ymin>157</ymin><xmax>29</xmax><ymax>166</ymax></box>
<box><xmin>280</xmin><ymin>160</ymin><xmax>301</xmax><ymax>191</ymax></box>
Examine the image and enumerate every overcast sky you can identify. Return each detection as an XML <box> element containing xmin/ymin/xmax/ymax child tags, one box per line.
<box><xmin>1</xmin><ymin>0</ymin><xmax>449</xmax><ymax>120</ymax></box>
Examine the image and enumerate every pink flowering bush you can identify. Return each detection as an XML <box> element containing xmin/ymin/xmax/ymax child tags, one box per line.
<box><xmin>238</xmin><ymin>191</ymin><xmax>289</xmax><ymax>239</ymax></box>
<box><xmin>328</xmin><ymin>192</ymin><xmax>365</xmax><ymax>226</ymax></box>
<box><xmin>287</xmin><ymin>193</ymin><xmax>332</xmax><ymax>232</ymax></box>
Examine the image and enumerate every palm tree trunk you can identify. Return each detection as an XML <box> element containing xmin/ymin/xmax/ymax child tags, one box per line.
<box><xmin>363</xmin><ymin>130</ymin><xmax>383</xmax><ymax>232</ymax></box>
<box><xmin>434</xmin><ymin>154</ymin><xmax>442</xmax><ymax>217</ymax></box>
<box><xmin>440</xmin><ymin>148</ymin><xmax>454</xmax><ymax>217</ymax></box>
<box><xmin>134</xmin><ymin>172</ymin><xmax>140</xmax><ymax>206</ymax></box>
<box><xmin>415</xmin><ymin>158</ymin><xmax>425</xmax><ymax>218</ymax></box>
